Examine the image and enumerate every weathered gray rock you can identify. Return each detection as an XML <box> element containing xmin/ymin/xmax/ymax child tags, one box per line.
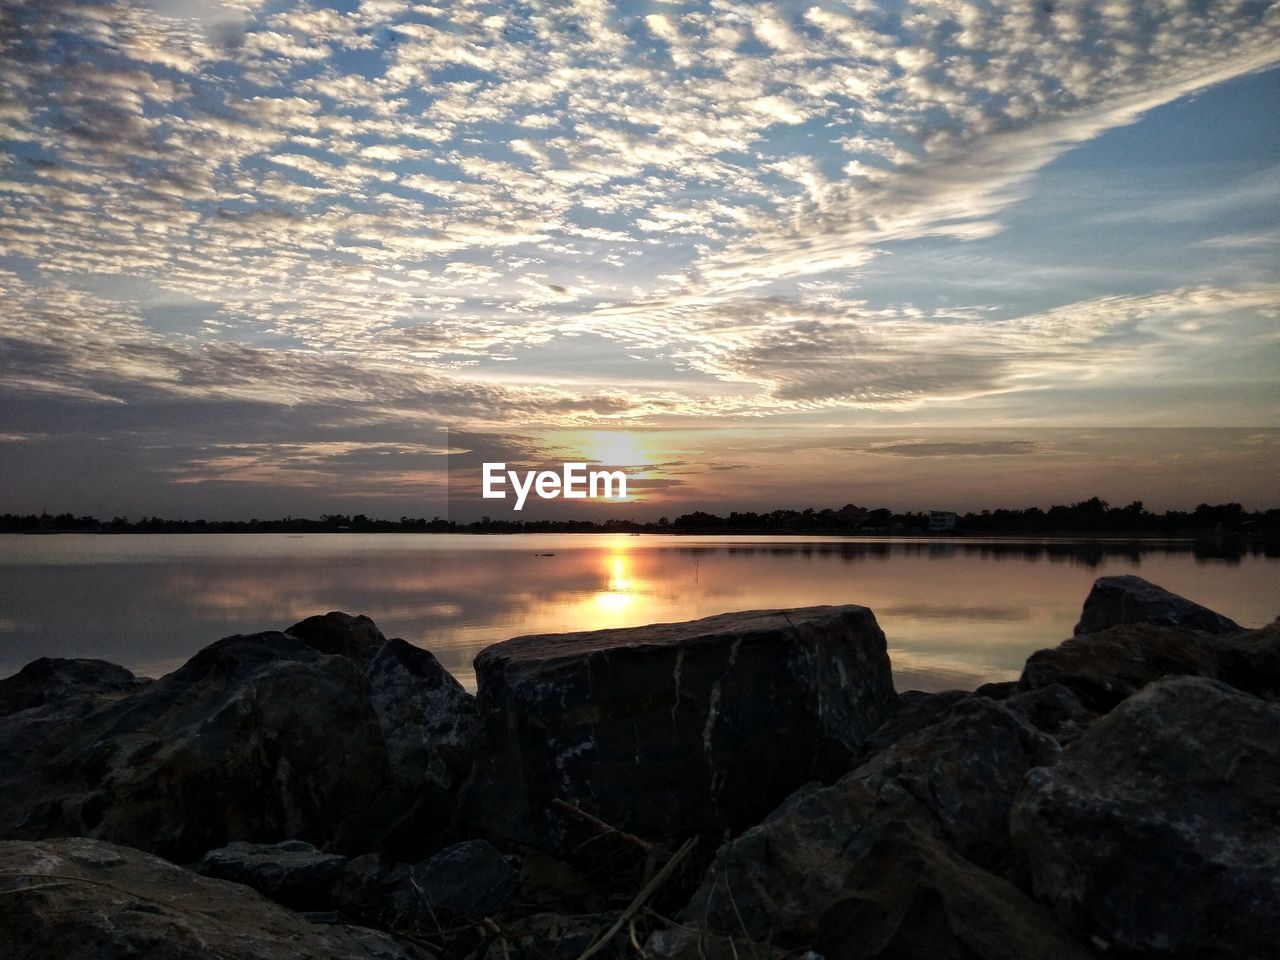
<box><xmin>682</xmin><ymin>696</ymin><xmax>1060</xmax><ymax>941</ymax></box>
<box><xmin>335</xmin><ymin>839</ymin><xmax>519</xmax><ymax>931</ymax></box>
<box><xmin>0</xmin><ymin>632</ymin><xmax>398</xmax><ymax>861</ymax></box>
<box><xmin>1018</xmin><ymin>623</ymin><xmax>1219</xmax><ymax>712</ymax></box>
<box><xmin>196</xmin><ymin>840</ymin><xmax>348</xmax><ymax>911</ymax></box>
<box><xmin>0</xmin><ymin>658</ymin><xmax>143</xmax><ymax>717</ymax></box>
<box><xmin>1073</xmin><ymin>575</ymin><xmax>1240</xmax><ymax>636</ymax></box>
<box><xmin>0</xmin><ymin>837</ymin><xmax>431</xmax><ymax>960</ymax></box>
<box><xmin>461</xmin><ymin>606</ymin><xmax>896</xmax><ymax>851</ymax></box>
<box><xmin>1011</xmin><ymin>676</ymin><xmax>1280</xmax><ymax>958</ymax></box>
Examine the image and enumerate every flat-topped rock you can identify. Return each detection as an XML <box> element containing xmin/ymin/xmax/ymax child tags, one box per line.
<box><xmin>1073</xmin><ymin>575</ymin><xmax>1240</xmax><ymax>636</ymax></box>
<box><xmin>461</xmin><ymin>605</ymin><xmax>896</xmax><ymax>851</ymax></box>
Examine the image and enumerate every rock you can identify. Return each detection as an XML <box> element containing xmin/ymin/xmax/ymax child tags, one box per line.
<box><xmin>0</xmin><ymin>837</ymin><xmax>431</xmax><ymax>960</ymax></box>
<box><xmin>196</xmin><ymin>840</ymin><xmax>348</xmax><ymax>911</ymax></box>
<box><xmin>668</xmin><ymin>823</ymin><xmax>1091</xmax><ymax>960</ymax></box>
<box><xmin>1003</xmin><ymin>683</ymin><xmax>1096</xmax><ymax>746</ymax></box>
<box><xmin>682</xmin><ymin>696</ymin><xmax>1060</xmax><ymax>941</ymax></box>
<box><xmin>1073</xmin><ymin>575</ymin><xmax>1240</xmax><ymax>636</ymax></box>
<box><xmin>287</xmin><ymin>611</ymin><xmax>387</xmax><ymax>661</ymax></box>
<box><xmin>461</xmin><ymin>606</ymin><xmax>896</xmax><ymax>851</ymax></box>
<box><xmin>1018</xmin><ymin>623</ymin><xmax>1219</xmax><ymax>712</ymax></box>
<box><xmin>0</xmin><ymin>631</ymin><xmax>398</xmax><ymax>861</ymax></box>
<box><xmin>289</xmin><ymin>614</ymin><xmax>477</xmax><ymax>798</ymax></box>
<box><xmin>973</xmin><ymin>679</ymin><xmax>1018</xmax><ymax>700</ymax></box>
<box><xmin>335</xmin><ymin>839</ymin><xmax>519</xmax><ymax>931</ymax></box>
<box><xmin>1011</xmin><ymin>676</ymin><xmax>1280</xmax><ymax>958</ymax></box>
<box><xmin>1213</xmin><ymin>616</ymin><xmax>1280</xmax><ymax>698</ymax></box>
<box><xmin>848</xmin><ymin>696</ymin><xmax>1060</xmax><ymax>872</ymax></box>
<box><xmin>365</xmin><ymin>636</ymin><xmax>476</xmax><ymax>795</ymax></box>
<box><xmin>0</xmin><ymin>658</ymin><xmax>143</xmax><ymax>717</ymax></box>
<box><xmin>859</xmin><ymin>689</ymin><xmax>968</xmax><ymax>759</ymax></box>
<box><xmin>811</xmin><ymin>824</ymin><xmax>1096</xmax><ymax>960</ymax></box>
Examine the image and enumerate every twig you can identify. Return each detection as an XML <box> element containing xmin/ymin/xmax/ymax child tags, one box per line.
<box><xmin>0</xmin><ymin>881</ymin><xmax>69</xmax><ymax>895</ymax></box>
<box><xmin>552</xmin><ymin>799</ymin><xmax>657</xmax><ymax>854</ymax></box>
<box><xmin>574</xmin><ymin>837</ymin><xmax>698</xmax><ymax>960</ymax></box>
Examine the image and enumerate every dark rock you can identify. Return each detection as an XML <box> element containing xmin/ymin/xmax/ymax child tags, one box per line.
<box><xmin>0</xmin><ymin>658</ymin><xmax>143</xmax><ymax>717</ymax></box>
<box><xmin>1213</xmin><ymin>616</ymin><xmax>1280</xmax><ymax>698</ymax></box>
<box><xmin>1073</xmin><ymin>575</ymin><xmax>1240</xmax><ymax>636</ymax></box>
<box><xmin>1018</xmin><ymin>623</ymin><xmax>1219</xmax><ymax>712</ymax></box>
<box><xmin>1011</xmin><ymin>676</ymin><xmax>1280</xmax><ymax>958</ymax></box>
<box><xmin>335</xmin><ymin>839</ymin><xmax>519</xmax><ymax>931</ymax></box>
<box><xmin>461</xmin><ymin>606</ymin><xmax>896</xmax><ymax>851</ymax></box>
<box><xmin>196</xmin><ymin>839</ymin><xmax>348</xmax><ymax>911</ymax></box>
<box><xmin>682</xmin><ymin>696</ymin><xmax>1060</xmax><ymax>941</ymax></box>
<box><xmin>1003</xmin><ymin>683</ymin><xmax>1097</xmax><ymax>746</ymax></box>
<box><xmin>0</xmin><ymin>837</ymin><xmax>431</xmax><ymax>960</ymax></box>
<box><xmin>859</xmin><ymin>688</ymin><xmax>968</xmax><ymax>759</ymax></box>
<box><xmin>0</xmin><ymin>632</ymin><xmax>398</xmax><ymax>861</ymax></box>
<box><xmin>287</xmin><ymin>611</ymin><xmax>387</xmax><ymax>661</ymax></box>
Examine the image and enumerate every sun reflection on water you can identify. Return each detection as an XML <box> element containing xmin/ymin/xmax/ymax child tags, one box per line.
<box><xmin>593</xmin><ymin>551</ymin><xmax>637</xmax><ymax>613</ymax></box>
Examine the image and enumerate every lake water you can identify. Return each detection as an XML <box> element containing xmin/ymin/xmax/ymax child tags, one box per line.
<box><xmin>0</xmin><ymin>534</ymin><xmax>1275</xmax><ymax>692</ymax></box>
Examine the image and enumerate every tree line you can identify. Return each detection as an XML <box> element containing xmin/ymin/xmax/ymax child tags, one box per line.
<box><xmin>1</xmin><ymin>498</ymin><xmax>1276</xmax><ymax>538</ymax></box>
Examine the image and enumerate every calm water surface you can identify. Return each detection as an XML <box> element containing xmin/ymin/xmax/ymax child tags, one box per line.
<box><xmin>0</xmin><ymin>534</ymin><xmax>1275</xmax><ymax>692</ymax></box>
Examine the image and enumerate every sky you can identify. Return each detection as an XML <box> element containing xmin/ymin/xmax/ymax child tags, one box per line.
<box><xmin>0</xmin><ymin>0</ymin><xmax>1277</xmax><ymax>520</ymax></box>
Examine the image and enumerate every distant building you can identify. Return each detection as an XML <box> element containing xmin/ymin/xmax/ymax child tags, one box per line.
<box><xmin>929</xmin><ymin>510</ymin><xmax>957</xmax><ymax>531</ymax></box>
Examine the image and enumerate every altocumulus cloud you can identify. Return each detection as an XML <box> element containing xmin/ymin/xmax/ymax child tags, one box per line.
<box><xmin>0</xmin><ymin>0</ymin><xmax>1277</xmax><ymax>512</ymax></box>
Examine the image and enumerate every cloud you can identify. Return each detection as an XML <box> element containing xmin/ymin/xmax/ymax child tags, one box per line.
<box><xmin>861</xmin><ymin>440</ymin><xmax>1042</xmax><ymax>458</ymax></box>
<box><xmin>0</xmin><ymin>0</ymin><xmax>1276</xmax><ymax>515</ymax></box>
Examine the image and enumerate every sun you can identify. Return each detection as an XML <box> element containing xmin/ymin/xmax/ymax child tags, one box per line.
<box><xmin>580</xmin><ymin>431</ymin><xmax>649</xmax><ymax>468</ymax></box>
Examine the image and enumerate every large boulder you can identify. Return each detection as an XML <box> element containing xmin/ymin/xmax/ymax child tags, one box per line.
<box><xmin>0</xmin><ymin>837</ymin><xmax>430</xmax><ymax>960</ymax></box>
<box><xmin>1073</xmin><ymin>575</ymin><xmax>1240</xmax><ymax>636</ymax></box>
<box><xmin>0</xmin><ymin>658</ymin><xmax>143</xmax><ymax>717</ymax></box>
<box><xmin>1011</xmin><ymin>676</ymin><xmax>1280</xmax><ymax>958</ymax></box>
<box><xmin>681</xmin><ymin>695</ymin><xmax>1060</xmax><ymax>941</ymax></box>
<box><xmin>1018</xmin><ymin>623</ymin><xmax>1219</xmax><ymax>713</ymax></box>
<box><xmin>196</xmin><ymin>840</ymin><xmax>348</xmax><ymax>911</ymax></box>
<box><xmin>0</xmin><ymin>632</ymin><xmax>399</xmax><ymax>861</ymax></box>
<box><xmin>460</xmin><ymin>606</ymin><xmax>896</xmax><ymax>850</ymax></box>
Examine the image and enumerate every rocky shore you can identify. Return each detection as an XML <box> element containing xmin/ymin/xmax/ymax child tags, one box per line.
<box><xmin>0</xmin><ymin>575</ymin><xmax>1276</xmax><ymax>959</ymax></box>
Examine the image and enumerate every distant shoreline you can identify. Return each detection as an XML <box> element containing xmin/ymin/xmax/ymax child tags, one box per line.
<box><xmin>5</xmin><ymin>497</ymin><xmax>1277</xmax><ymax>541</ymax></box>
